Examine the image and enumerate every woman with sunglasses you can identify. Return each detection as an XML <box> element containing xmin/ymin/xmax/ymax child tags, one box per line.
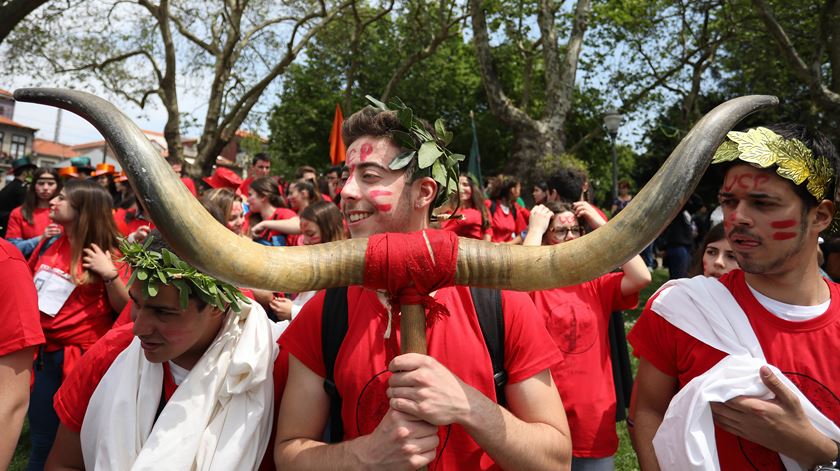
<box><xmin>523</xmin><ymin>201</ymin><xmax>651</xmax><ymax>471</ymax></box>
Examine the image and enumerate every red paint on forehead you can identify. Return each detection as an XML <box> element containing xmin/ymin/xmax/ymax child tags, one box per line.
<box><xmin>772</xmin><ymin>232</ymin><xmax>797</xmax><ymax>240</ymax></box>
<box><xmin>556</xmin><ymin>213</ymin><xmax>577</xmax><ymax>225</ymax></box>
<box><xmin>375</xmin><ymin>203</ymin><xmax>392</xmax><ymax>212</ymax></box>
<box><xmin>770</xmin><ymin>219</ymin><xmax>797</xmax><ymax>229</ymax></box>
<box><xmin>752</xmin><ymin>174</ymin><xmax>770</xmax><ymax>190</ymax></box>
<box><xmin>360</xmin><ymin>143</ymin><xmax>374</xmax><ymax>162</ymax></box>
<box><xmin>369</xmin><ymin>190</ymin><xmax>393</xmax><ymax>198</ymax></box>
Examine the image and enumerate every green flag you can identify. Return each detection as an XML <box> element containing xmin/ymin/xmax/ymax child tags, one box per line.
<box><xmin>468</xmin><ymin>111</ymin><xmax>483</xmax><ymax>185</ymax></box>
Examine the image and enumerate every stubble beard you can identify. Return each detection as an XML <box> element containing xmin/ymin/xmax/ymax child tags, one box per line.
<box><xmin>737</xmin><ymin>217</ymin><xmax>809</xmax><ymax>275</ymax></box>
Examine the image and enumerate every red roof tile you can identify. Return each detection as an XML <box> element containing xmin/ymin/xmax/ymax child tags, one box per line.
<box><xmin>0</xmin><ymin>115</ymin><xmax>37</xmax><ymax>131</ymax></box>
<box><xmin>33</xmin><ymin>138</ymin><xmax>80</xmax><ymax>159</ymax></box>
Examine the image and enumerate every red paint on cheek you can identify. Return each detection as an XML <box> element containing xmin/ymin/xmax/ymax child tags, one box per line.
<box><xmin>375</xmin><ymin>204</ymin><xmax>392</xmax><ymax>212</ymax></box>
<box><xmin>723</xmin><ymin>212</ymin><xmax>736</xmax><ymax>230</ymax></box>
<box><xmin>770</xmin><ymin>219</ymin><xmax>797</xmax><ymax>229</ymax></box>
<box><xmin>369</xmin><ymin>190</ymin><xmax>393</xmax><ymax>198</ymax></box>
<box><xmin>360</xmin><ymin>143</ymin><xmax>373</xmax><ymax>162</ymax></box>
<box><xmin>773</xmin><ymin>232</ymin><xmax>797</xmax><ymax>240</ymax></box>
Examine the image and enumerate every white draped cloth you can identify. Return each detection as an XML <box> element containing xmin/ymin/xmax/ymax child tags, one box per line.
<box><xmin>81</xmin><ymin>300</ymin><xmax>282</xmax><ymax>471</ymax></box>
<box><xmin>650</xmin><ymin>276</ymin><xmax>840</xmax><ymax>471</ymax></box>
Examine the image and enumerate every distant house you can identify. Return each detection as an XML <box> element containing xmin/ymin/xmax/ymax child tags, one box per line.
<box><xmin>0</xmin><ymin>89</ymin><xmax>37</xmax><ymax>174</ymax></box>
<box><xmin>71</xmin><ymin>129</ymin><xmax>198</xmax><ymax>170</ymax></box>
<box><xmin>32</xmin><ymin>138</ymin><xmax>80</xmax><ymax>168</ymax></box>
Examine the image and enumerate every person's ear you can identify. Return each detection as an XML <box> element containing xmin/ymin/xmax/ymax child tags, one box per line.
<box><xmin>813</xmin><ymin>199</ymin><xmax>835</xmax><ymax>233</ymax></box>
<box><xmin>413</xmin><ymin>176</ymin><xmax>438</xmax><ymax>210</ymax></box>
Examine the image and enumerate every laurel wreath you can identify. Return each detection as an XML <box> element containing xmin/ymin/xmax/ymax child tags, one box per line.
<box><xmin>121</xmin><ymin>237</ymin><xmax>248</xmax><ymax>312</ymax></box>
<box><xmin>365</xmin><ymin>95</ymin><xmax>465</xmax><ymax>208</ymax></box>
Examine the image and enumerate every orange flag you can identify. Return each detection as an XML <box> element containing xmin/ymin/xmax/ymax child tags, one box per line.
<box><xmin>329</xmin><ymin>103</ymin><xmax>346</xmax><ymax>165</ymax></box>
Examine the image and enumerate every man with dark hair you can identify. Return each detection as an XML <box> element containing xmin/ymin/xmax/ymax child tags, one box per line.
<box><xmin>239</xmin><ymin>152</ymin><xmax>272</xmax><ymax>195</ymax></box>
<box><xmin>295</xmin><ymin>165</ymin><xmax>317</xmax><ymax>185</ymax></box>
<box><xmin>547</xmin><ymin>167</ymin><xmax>586</xmax><ymax>204</ymax></box>
<box><xmin>630</xmin><ymin>123</ymin><xmax>840</xmax><ymax>470</ymax></box>
<box><xmin>275</xmin><ymin>103</ymin><xmax>571</xmax><ymax>470</ymax></box>
<box><xmin>47</xmin><ymin>232</ymin><xmax>285</xmax><ymax>470</ymax></box>
<box><xmin>325</xmin><ymin>165</ymin><xmax>342</xmax><ymax>200</ymax></box>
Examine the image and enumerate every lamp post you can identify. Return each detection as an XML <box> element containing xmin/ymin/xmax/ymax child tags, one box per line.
<box><xmin>603</xmin><ymin>109</ymin><xmax>624</xmax><ymax>204</ymax></box>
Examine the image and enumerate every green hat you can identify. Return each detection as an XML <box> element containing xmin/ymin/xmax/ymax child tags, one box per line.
<box><xmin>70</xmin><ymin>156</ymin><xmax>93</xmax><ymax>172</ymax></box>
<box><xmin>11</xmin><ymin>156</ymin><xmax>36</xmax><ymax>173</ymax></box>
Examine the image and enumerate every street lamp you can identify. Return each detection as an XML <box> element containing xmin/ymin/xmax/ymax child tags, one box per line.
<box><xmin>603</xmin><ymin>109</ymin><xmax>624</xmax><ymax>204</ymax></box>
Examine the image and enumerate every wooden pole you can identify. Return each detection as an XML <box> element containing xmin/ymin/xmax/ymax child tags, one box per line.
<box><xmin>400</xmin><ymin>303</ymin><xmax>428</xmax><ymax>470</ymax></box>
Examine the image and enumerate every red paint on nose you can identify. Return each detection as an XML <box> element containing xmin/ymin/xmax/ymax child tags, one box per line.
<box><xmin>772</xmin><ymin>232</ymin><xmax>797</xmax><ymax>240</ymax></box>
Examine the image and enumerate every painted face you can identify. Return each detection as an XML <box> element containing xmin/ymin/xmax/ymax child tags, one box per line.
<box><xmin>253</xmin><ymin>160</ymin><xmax>270</xmax><ymax>177</ymax></box>
<box><xmin>300</xmin><ymin>217</ymin><xmax>322</xmax><ymax>245</ymax></box>
<box><xmin>533</xmin><ymin>186</ymin><xmax>546</xmax><ymax>205</ymax></box>
<box><xmin>49</xmin><ymin>190</ymin><xmax>77</xmax><ymax>224</ymax></box>
<box><xmin>35</xmin><ymin>176</ymin><xmax>58</xmax><ymax>201</ymax></box>
<box><xmin>702</xmin><ymin>239</ymin><xmax>739</xmax><ymax>278</ymax></box>
<box><xmin>459</xmin><ymin>176</ymin><xmax>472</xmax><ymax>204</ymax></box>
<box><xmin>227</xmin><ymin>200</ymin><xmax>245</xmax><ymax>235</ymax></box>
<box><xmin>719</xmin><ymin>164</ymin><xmax>812</xmax><ymax>274</ymax></box>
<box><xmin>339</xmin><ymin>136</ymin><xmax>413</xmax><ymax>238</ymax></box>
<box><xmin>545</xmin><ymin>211</ymin><xmax>583</xmax><ymax>245</ymax></box>
<box><xmin>130</xmin><ymin>283</ymin><xmax>222</xmax><ymax>368</ymax></box>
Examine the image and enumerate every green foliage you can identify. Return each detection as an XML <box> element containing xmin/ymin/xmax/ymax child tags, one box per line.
<box><xmin>121</xmin><ymin>237</ymin><xmax>248</xmax><ymax>313</ymax></box>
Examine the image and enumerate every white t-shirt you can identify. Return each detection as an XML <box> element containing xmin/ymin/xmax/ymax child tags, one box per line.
<box><xmin>747</xmin><ymin>283</ymin><xmax>830</xmax><ymax>322</ymax></box>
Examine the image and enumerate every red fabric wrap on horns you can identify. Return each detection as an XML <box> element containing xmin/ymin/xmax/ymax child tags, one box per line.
<box><xmin>363</xmin><ymin>229</ymin><xmax>459</xmax><ymax>325</ymax></box>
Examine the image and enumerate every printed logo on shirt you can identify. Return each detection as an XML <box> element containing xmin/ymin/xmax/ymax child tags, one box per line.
<box><xmin>737</xmin><ymin>371</ymin><xmax>840</xmax><ymax>470</ymax></box>
<box><xmin>547</xmin><ymin>303</ymin><xmax>597</xmax><ymax>354</ymax></box>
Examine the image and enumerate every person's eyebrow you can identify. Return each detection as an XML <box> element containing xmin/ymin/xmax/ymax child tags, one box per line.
<box><xmin>355</xmin><ymin>162</ymin><xmax>390</xmax><ymax>173</ymax></box>
<box><xmin>747</xmin><ymin>192</ymin><xmax>782</xmax><ymax>201</ymax></box>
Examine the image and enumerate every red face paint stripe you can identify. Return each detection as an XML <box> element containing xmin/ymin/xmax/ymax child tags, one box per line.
<box><xmin>770</xmin><ymin>219</ymin><xmax>797</xmax><ymax>229</ymax></box>
<box><xmin>369</xmin><ymin>190</ymin><xmax>393</xmax><ymax>197</ymax></box>
<box><xmin>375</xmin><ymin>204</ymin><xmax>392</xmax><ymax>212</ymax></box>
<box><xmin>772</xmin><ymin>232</ymin><xmax>797</xmax><ymax>240</ymax></box>
<box><xmin>360</xmin><ymin>143</ymin><xmax>373</xmax><ymax>162</ymax></box>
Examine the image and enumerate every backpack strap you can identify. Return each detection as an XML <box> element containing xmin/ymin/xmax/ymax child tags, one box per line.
<box><xmin>469</xmin><ymin>287</ymin><xmax>507</xmax><ymax>407</ymax></box>
<box><xmin>321</xmin><ymin>286</ymin><xmax>349</xmax><ymax>443</ymax></box>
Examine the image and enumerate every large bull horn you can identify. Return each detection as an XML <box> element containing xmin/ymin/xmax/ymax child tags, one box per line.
<box><xmin>15</xmin><ymin>88</ymin><xmax>776</xmax><ymax>292</ymax></box>
<box><xmin>457</xmin><ymin>94</ymin><xmax>778</xmax><ymax>290</ymax></box>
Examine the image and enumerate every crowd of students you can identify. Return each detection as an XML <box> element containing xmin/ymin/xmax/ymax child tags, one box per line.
<box><xmin>1</xmin><ymin>106</ymin><xmax>839</xmax><ymax>471</ymax></box>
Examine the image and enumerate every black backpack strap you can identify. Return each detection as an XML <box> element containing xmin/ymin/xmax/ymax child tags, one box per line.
<box><xmin>322</xmin><ymin>286</ymin><xmax>349</xmax><ymax>443</ymax></box>
<box><xmin>470</xmin><ymin>287</ymin><xmax>507</xmax><ymax>407</ymax></box>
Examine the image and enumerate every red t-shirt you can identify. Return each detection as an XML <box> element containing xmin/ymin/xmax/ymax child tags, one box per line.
<box><xmin>113</xmin><ymin>208</ymin><xmax>155</xmax><ymax>237</ymax></box>
<box><xmin>28</xmin><ymin>235</ymin><xmax>122</xmax><ymax>354</ymax></box>
<box><xmin>54</xmin><ymin>323</ymin><xmax>288</xmax><ymax>471</ymax></box>
<box><xmin>248</xmin><ymin>207</ymin><xmax>298</xmax><ymax>246</ymax></box>
<box><xmin>485</xmin><ymin>200</ymin><xmax>526</xmax><ymax>242</ymax></box>
<box><xmin>280</xmin><ymin>286</ymin><xmax>559</xmax><ymax>470</ymax></box>
<box><xmin>0</xmin><ymin>238</ymin><xmax>45</xmax><ymax>356</ymax></box>
<box><xmin>440</xmin><ymin>208</ymin><xmax>489</xmax><ymax>240</ymax></box>
<box><xmin>530</xmin><ymin>273</ymin><xmax>638</xmax><ymax>457</ymax></box>
<box><xmin>628</xmin><ymin>269</ymin><xmax>840</xmax><ymax>470</ymax></box>
<box><xmin>181</xmin><ymin>177</ymin><xmax>197</xmax><ymax>197</ymax></box>
<box><xmin>6</xmin><ymin>206</ymin><xmax>51</xmax><ymax>240</ymax></box>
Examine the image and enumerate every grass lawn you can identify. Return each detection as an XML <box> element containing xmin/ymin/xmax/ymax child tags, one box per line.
<box><xmin>614</xmin><ymin>267</ymin><xmax>670</xmax><ymax>470</ymax></box>
<box><xmin>10</xmin><ymin>269</ymin><xmax>671</xmax><ymax>470</ymax></box>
